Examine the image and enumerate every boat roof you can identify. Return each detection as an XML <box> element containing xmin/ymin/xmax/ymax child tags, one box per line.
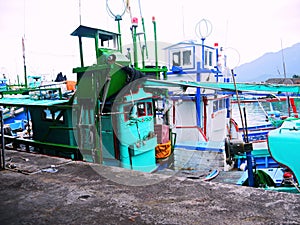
<box><xmin>0</xmin><ymin>96</ymin><xmax>69</xmax><ymax>107</ymax></box>
<box><xmin>145</xmin><ymin>79</ymin><xmax>300</xmax><ymax>94</ymax></box>
<box><xmin>71</xmin><ymin>25</ymin><xmax>119</xmax><ymax>40</ymax></box>
<box><xmin>163</xmin><ymin>40</ymin><xmax>215</xmax><ymax>50</ymax></box>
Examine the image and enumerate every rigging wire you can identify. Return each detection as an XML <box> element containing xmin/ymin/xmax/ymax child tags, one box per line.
<box><xmin>254</xmin><ymin>96</ymin><xmax>268</xmax><ymax>118</ymax></box>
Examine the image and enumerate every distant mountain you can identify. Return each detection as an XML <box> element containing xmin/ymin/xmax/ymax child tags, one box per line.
<box><xmin>234</xmin><ymin>43</ymin><xmax>300</xmax><ymax>82</ymax></box>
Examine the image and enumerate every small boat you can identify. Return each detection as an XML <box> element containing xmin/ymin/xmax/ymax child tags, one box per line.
<box><xmin>0</xmin><ymin>3</ymin><xmax>172</xmax><ymax>173</ymax></box>
<box><xmin>203</xmin><ymin>169</ymin><xmax>220</xmax><ymax>181</ymax></box>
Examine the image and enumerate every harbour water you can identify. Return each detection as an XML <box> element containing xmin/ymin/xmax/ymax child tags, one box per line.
<box><xmin>232</xmin><ymin>98</ymin><xmax>300</xmax><ymax>127</ymax></box>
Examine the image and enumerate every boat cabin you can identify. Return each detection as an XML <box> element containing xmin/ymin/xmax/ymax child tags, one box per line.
<box><xmin>71</xmin><ymin>25</ymin><xmax>121</xmax><ymax>67</ymax></box>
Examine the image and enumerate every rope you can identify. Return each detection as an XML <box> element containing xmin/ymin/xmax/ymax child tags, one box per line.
<box><xmin>155</xmin><ymin>141</ymin><xmax>171</xmax><ymax>159</ymax></box>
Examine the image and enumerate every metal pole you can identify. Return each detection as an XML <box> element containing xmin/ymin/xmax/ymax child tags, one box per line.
<box><xmin>201</xmin><ymin>38</ymin><xmax>205</xmax><ymax>69</ymax></box>
<box><xmin>132</xmin><ymin>24</ymin><xmax>138</xmax><ymax>68</ymax></box>
<box><xmin>231</xmin><ymin>69</ymin><xmax>254</xmax><ymax>186</ymax></box>
<box><xmin>116</xmin><ymin>17</ymin><xmax>122</xmax><ymax>53</ymax></box>
<box><xmin>243</xmin><ymin>107</ymin><xmax>255</xmax><ymax>187</ymax></box>
<box><xmin>196</xmin><ymin>62</ymin><xmax>201</xmax><ymax>127</ymax></box>
<box><xmin>94</xmin><ymin>32</ymin><xmax>100</xmax><ymax>64</ymax></box>
<box><xmin>231</xmin><ymin>69</ymin><xmax>246</xmax><ymax>141</ymax></box>
<box><xmin>79</xmin><ymin>37</ymin><xmax>84</xmax><ymax>67</ymax></box>
<box><xmin>138</xmin><ymin>0</ymin><xmax>148</xmax><ymax>58</ymax></box>
<box><xmin>152</xmin><ymin>17</ymin><xmax>159</xmax><ymax>79</ymax></box>
<box><xmin>215</xmin><ymin>44</ymin><xmax>219</xmax><ymax>82</ymax></box>
<box><xmin>0</xmin><ymin>110</ymin><xmax>5</xmax><ymax>170</ymax></box>
<box><xmin>22</xmin><ymin>37</ymin><xmax>28</xmax><ymax>88</ymax></box>
<box><xmin>141</xmin><ymin>17</ymin><xmax>148</xmax><ymax>58</ymax></box>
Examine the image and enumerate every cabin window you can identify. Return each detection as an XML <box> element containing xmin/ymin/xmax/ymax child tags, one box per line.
<box><xmin>213</xmin><ymin>99</ymin><xmax>226</xmax><ymax>112</ymax></box>
<box><xmin>209</xmin><ymin>51</ymin><xmax>213</xmax><ymax>66</ymax></box>
<box><xmin>124</xmin><ymin>102</ymin><xmax>151</xmax><ymax>121</ymax></box>
<box><xmin>204</xmin><ymin>50</ymin><xmax>208</xmax><ymax>66</ymax></box>
<box><xmin>204</xmin><ymin>50</ymin><xmax>213</xmax><ymax>67</ymax></box>
<box><xmin>146</xmin><ymin>102</ymin><xmax>153</xmax><ymax>116</ymax></box>
<box><xmin>218</xmin><ymin>98</ymin><xmax>225</xmax><ymax>110</ymax></box>
<box><xmin>137</xmin><ymin>102</ymin><xmax>146</xmax><ymax>117</ymax></box>
<box><xmin>42</xmin><ymin>109</ymin><xmax>64</xmax><ymax>122</ymax></box>
<box><xmin>98</xmin><ymin>36</ymin><xmax>118</xmax><ymax>50</ymax></box>
<box><xmin>172</xmin><ymin>52</ymin><xmax>181</xmax><ymax>66</ymax></box>
<box><xmin>213</xmin><ymin>100</ymin><xmax>218</xmax><ymax>112</ymax></box>
<box><xmin>170</xmin><ymin>47</ymin><xmax>194</xmax><ymax>69</ymax></box>
<box><xmin>182</xmin><ymin>50</ymin><xmax>191</xmax><ymax>66</ymax></box>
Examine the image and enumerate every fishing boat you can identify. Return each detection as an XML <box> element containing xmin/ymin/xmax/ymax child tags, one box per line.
<box><xmin>155</xmin><ymin>20</ymin><xmax>299</xmax><ymax>173</ymax></box>
<box><xmin>150</xmin><ymin>18</ymin><xmax>245</xmax><ymax>172</ymax></box>
<box><xmin>0</xmin><ymin>1</ymin><xmax>177</xmax><ymax>173</ymax></box>
<box><xmin>0</xmin><ymin>73</ymin><xmax>75</xmax><ymax>137</ymax></box>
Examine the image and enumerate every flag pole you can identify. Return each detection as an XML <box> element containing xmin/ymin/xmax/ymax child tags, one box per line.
<box><xmin>22</xmin><ymin>37</ymin><xmax>28</xmax><ymax>88</ymax></box>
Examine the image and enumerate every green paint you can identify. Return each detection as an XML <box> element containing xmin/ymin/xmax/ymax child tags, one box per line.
<box><xmin>152</xmin><ymin>18</ymin><xmax>159</xmax><ymax>79</ymax></box>
<box><xmin>117</xmin><ymin>18</ymin><xmax>122</xmax><ymax>53</ymax></box>
<box><xmin>132</xmin><ymin>25</ymin><xmax>139</xmax><ymax>68</ymax></box>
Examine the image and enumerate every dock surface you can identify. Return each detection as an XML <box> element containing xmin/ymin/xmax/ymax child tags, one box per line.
<box><xmin>1</xmin><ymin>150</ymin><xmax>300</xmax><ymax>225</ymax></box>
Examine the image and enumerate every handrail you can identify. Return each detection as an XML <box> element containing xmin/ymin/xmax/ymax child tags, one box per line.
<box><xmin>174</xmin><ymin>125</ymin><xmax>208</xmax><ymax>142</ymax></box>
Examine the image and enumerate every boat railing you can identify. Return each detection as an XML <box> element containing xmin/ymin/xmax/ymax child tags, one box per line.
<box><xmin>0</xmin><ymin>86</ymin><xmax>64</xmax><ymax>100</ymax></box>
<box><xmin>174</xmin><ymin>125</ymin><xmax>208</xmax><ymax>142</ymax></box>
<box><xmin>279</xmin><ymin>126</ymin><xmax>300</xmax><ymax>133</ymax></box>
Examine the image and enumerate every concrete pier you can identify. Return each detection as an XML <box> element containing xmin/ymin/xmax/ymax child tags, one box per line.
<box><xmin>1</xmin><ymin>149</ymin><xmax>300</xmax><ymax>225</ymax></box>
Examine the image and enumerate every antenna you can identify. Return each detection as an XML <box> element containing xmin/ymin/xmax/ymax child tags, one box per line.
<box><xmin>23</xmin><ymin>0</ymin><xmax>26</xmax><ymax>38</ymax></box>
<box><xmin>281</xmin><ymin>39</ymin><xmax>287</xmax><ymax>78</ymax></box>
<box><xmin>106</xmin><ymin>0</ymin><xmax>126</xmax><ymax>52</ymax></box>
<box><xmin>195</xmin><ymin>19</ymin><xmax>212</xmax><ymax>69</ymax></box>
<box><xmin>280</xmin><ymin>39</ymin><xmax>292</xmax><ymax>116</ymax></box>
<box><xmin>22</xmin><ymin>0</ymin><xmax>27</xmax><ymax>88</ymax></box>
<box><xmin>182</xmin><ymin>5</ymin><xmax>185</xmax><ymax>40</ymax></box>
<box><xmin>79</xmin><ymin>0</ymin><xmax>82</xmax><ymax>25</ymax></box>
<box><xmin>195</xmin><ymin>19</ymin><xmax>212</xmax><ymax>40</ymax></box>
<box><xmin>225</xmin><ymin>20</ymin><xmax>229</xmax><ymax>48</ymax></box>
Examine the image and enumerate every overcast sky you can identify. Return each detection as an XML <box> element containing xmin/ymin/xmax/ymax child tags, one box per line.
<box><xmin>1</xmin><ymin>0</ymin><xmax>300</xmax><ymax>82</ymax></box>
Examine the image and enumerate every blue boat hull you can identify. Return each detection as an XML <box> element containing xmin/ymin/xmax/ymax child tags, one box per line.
<box><xmin>4</xmin><ymin>108</ymin><xmax>29</xmax><ymax>131</ymax></box>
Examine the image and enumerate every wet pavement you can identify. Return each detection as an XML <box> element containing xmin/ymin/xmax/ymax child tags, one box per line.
<box><xmin>1</xmin><ymin>149</ymin><xmax>300</xmax><ymax>225</ymax></box>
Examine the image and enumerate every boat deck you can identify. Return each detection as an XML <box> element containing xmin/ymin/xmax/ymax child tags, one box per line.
<box><xmin>0</xmin><ymin>96</ymin><xmax>69</xmax><ymax>106</ymax></box>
